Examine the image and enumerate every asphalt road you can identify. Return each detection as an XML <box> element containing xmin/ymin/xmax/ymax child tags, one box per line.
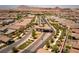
<box><xmin>20</xmin><ymin>16</ymin><xmax>55</xmax><ymax>53</ymax></box>
<box><xmin>0</xmin><ymin>15</ymin><xmax>56</xmax><ymax>53</ymax></box>
<box><xmin>20</xmin><ymin>33</ymin><xmax>52</xmax><ymax>53</ymax></box>
<box><xmin>43</xmin><ymin>16</ymin><xmax>56</xmax><ymax>35</ymax></box>
<box><xmin>29</xmin><ymin>33</ymin><xmax>52</xmax><ymax>53</ymax></box>
<box><xmin>0</xmin><ymin>31</ymin><xmax>32</xmax><ymax>53</ymax></box>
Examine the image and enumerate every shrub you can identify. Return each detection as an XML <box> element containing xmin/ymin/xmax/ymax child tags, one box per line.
<box><xmin>51</xmin><ymin>45</ymin><xmax>59</xmax><ymax>53</ymax></box>
<box><xmin>16</xmin><ymin>14</ymin><xmax>22</xmax><ymax>20</ymax></box>
<box><xmin>12</xmin><ymin>47</ymin><xmax>19</xmax><ymax>53</ymax></box>
<box><xmin>32</xmin><ymin>29</ymin><xmax>36</xmax><ymax>39</ymax></box>
<box><xmin>66</xmin><ymin>45</ymin><xmax>72</xmax><ymax>49</ymax></box>
<box><xmin>46</xmin><ymin>41</ymin><xmax>50</xmax><ymax>48</ymax></box>
<box><xmin>62</xmin><ymin>48</ymin><xmax>69</xmax><ymax>53</ymax></box>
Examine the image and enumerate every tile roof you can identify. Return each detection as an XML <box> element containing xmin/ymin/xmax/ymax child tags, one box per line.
<box><xmin>0</xmin><ymin>35</ymin><xmax>11</xmax><ymax>42</ymax></box>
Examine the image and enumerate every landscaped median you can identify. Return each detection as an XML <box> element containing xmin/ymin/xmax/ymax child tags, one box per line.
<box><xmin>42</xmin><ymin>19</ymin><xmax>68</xmax><ymax>53</ymax></box>
<box><xmin>43</xmin><ymin>30</ymin><xmax>62</xmax><ymax>53</ymax></box>
<box><xmin>17</xmin><ymin>39</ymin><xmax>33</xmax><ymax>50</ymax></box>
<box><xmin>12</xmin><ymin>30</ymin><xmax>42</xmax><ymax>53</ymax></box>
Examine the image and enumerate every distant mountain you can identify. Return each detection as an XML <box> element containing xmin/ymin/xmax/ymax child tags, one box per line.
<box><xmin>0</xmin><ymin>5</ymin><xmax>18</xmax><ymax>10</ymax></box>
<box><xmin>17</xmin><ymin>5</ymin><xmax>30</xmax><ymax>9</ymax></box>
<box><xmin>0</xmin><ymin>5</ymin><xmax>79</xmax><ymax>10</ymax></box>
<box><xmin>16</xmin><ymin>5</ymin><xmax>49</xmax><ymax>9</ymax></box>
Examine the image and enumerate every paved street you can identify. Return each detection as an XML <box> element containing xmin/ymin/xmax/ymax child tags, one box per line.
<box><xmin>19</xmin><ymin>16</ymin><xmax>55</xmax><ymax>53</ymax></box>
<box><xmin>0</xmin><ymin>31</ymin><xmax>32</xmax><ymax>53</ymax></box>
<box><xmin>20</xmin><ymin>33</ymin><xmax>52</xmax><ymax>53</ymax></box>
<box><xmin>0</xmin><ymin>6</ymin><xmax>78</xmax><ymax>53</ymax></box>
<box><xmin>0</xmin><ymin>15</ymin><xmax>56</xmax><ymax>53</ymax></box>
<box><xmin>29</xmin><ymin>33</ymin><xmax>52</xmax><ymax>53</ymax></box>
<box><xmin>44</xmin><ymin>16</ymin><xmax>56</xmax><ymax>35</ymax></box>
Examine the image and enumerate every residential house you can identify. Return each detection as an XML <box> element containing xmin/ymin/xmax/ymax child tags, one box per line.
<box><xmin>0</xmin><ymin>35</ymin><xmax>13</xmax><ymax>44</ymax></box>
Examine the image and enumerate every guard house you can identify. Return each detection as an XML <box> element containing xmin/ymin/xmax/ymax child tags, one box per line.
<box><xmin>34</xmin><ymin>25</ymin><xmax>53</xmax><ymax>32</ymax></box>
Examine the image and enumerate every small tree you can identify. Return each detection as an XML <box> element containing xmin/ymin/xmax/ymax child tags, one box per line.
<box><xmin>50</xmin><ymin>39</ymin><xmax>54</xmax><ymax>43</ymax></box>
<box><xmin>62</xmin><ymin>48</ymin><xmax>69</xmax><ymax>53</ymax></box>
<box><xmin>46</xmin><ymin>40</ymin><xmax>50</xmax><ymax>48</ymax></box>
<box><xmin>66</xmin><ymin>45</ymin><xmax>72</xmax><ymax>49</ymax></box>
<box><xmin>32</xmin><ymin>29</ymin><xmax>36</xmax><ymax>39</ymax></box>
<box><xmin>51</xmin><ymin>45</ymin><xmax>59</xmax><ymax>53</ymax></box>
<box><xmin>17</xmin><ymin>14</ymin><xmax>22</xmax><ymax>20</ymax></box>
<box><xmin>12</xmin><ymin>47</ymin><xmax>19</xmax><ymax>53</ymax></box>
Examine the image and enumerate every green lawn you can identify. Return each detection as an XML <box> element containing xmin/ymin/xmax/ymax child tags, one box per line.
<box><xmin>18</xmin><ymin>40</ymin><xmax>33</xmax><ymax>49</ymax></box>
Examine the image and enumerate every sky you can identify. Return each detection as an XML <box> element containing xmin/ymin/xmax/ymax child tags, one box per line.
<box><xmin>0</xmin><ymin>5</ymin><xmax>79</xmax><ymax>9</ymax></box>
<box><xmin>30</xmin><ymin>5</ymin><xmax>79</xmax><ymax>8</ymax></box>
